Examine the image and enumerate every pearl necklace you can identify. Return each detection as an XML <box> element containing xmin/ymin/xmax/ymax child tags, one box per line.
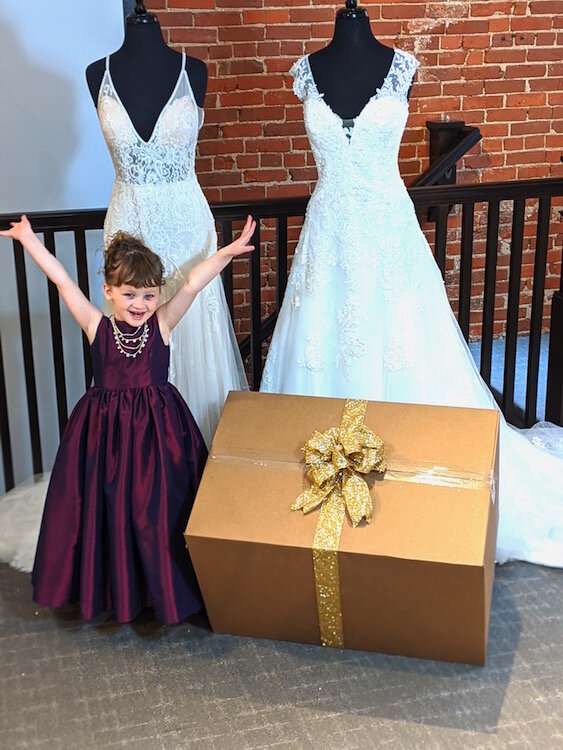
<box><xmin>110</xmin><ymin>314</ymin><xmax>149</xmax><ymax>359</ymax></box>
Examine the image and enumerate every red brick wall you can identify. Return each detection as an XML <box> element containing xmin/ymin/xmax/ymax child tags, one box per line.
<box><xmin>146</xmin><ymin>0</ymin><xmax>562</xmax><ymax>342</ymax></box>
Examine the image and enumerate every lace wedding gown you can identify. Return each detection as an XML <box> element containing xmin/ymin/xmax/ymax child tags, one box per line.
<box><xmin>261</xmin><ymin>50</ymin><xmax>563</xmax><ymax>568</ymax></box>
<box><xmin>0</xmin><ymin>54</ymin><xmax>248</xmax><ymax>574</ymax></box>
<box><xmin>99</xmin><ymin>52</ymin><xmax>247</xmax><ymax>447</ymax></box>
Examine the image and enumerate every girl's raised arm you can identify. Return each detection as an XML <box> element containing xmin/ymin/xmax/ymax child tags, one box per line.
<box><xmin>158</xmin><ymin>215</ymin><xmax>256</xmax><ymax>336</ymax></box>
<box><xmin>0</xmin><ymin>216</ymin><xmax>102</xmax><ymax>342</ymax></box>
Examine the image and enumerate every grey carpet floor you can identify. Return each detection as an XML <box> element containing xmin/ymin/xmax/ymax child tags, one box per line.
<box><xmin>1</xmin><ymin>561</ymin><xmax>562</xmax><ymax>750</ymax></box>
<box><xmin>469</xmin><ymin>334</ymin><xmax>550</xmax><ymax>421</ymax></box>
<box><xmin>1</xmin><ymin>332</ymin><xmax>560</xmax><ymax>748</ymax></box>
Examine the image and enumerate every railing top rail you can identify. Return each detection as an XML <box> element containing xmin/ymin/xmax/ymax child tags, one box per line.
<box><xmin>210</xmin><ymin>196</ymin><xmax>309</xmax><ymax>221</ymax></box>
<box><xmin>0</xmin><ymin>209</ymin><xmax>107</xmax><ymax>232</ymax></box>
<box><xmin>410</xmin><ymin>177</ymin><xmax>563</xmax><ymax>204</ymax></box>
<box><xmin>1</xmin><ymin>178</ymin><xmax>561</xmax><ymax>230</ymax></box>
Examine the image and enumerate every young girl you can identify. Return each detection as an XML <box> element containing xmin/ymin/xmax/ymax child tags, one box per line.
<box><xmin>0</xmin><ymin>214</ymin><xmax>255</xmax><ymax>623</ymax></box>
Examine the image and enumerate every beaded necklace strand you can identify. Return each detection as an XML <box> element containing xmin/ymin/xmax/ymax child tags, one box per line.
<box><xmin>109</xmin><ymin>314</ymin><xmax>149</xmax><ymax>358</ymax></box>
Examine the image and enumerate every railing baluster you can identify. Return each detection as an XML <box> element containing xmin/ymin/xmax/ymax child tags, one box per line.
<box><xmin>525</xmin><ymin>197</ymin><xmax>551</xmax><ymax>426</ymax></box>
<box><xmin>13</xmin><ymin>239</ymin><xmax>43</xmax><ymax>474</ymax></box>
<box><xmin>44</xmin><ymin>231</ymin><xmax>68</xmax><ymax>436</ymax></box>
<box><xmin>434</xmin><ymin>203</ymin><xmax>449</xmax><ymax>278</ymax></box>
<box><xmin>502</xmin><ymin>197</ymin><xmax>526</xmax><ymax>422</ymax></box>
<box><xmin>0</xmin><ymin>331</ymin><xmax>15</xmax><ymax>491</ymax></box>
<box><xmin>249</xmin><ymin>220</ymin><xmax>262</xmax><ymax>389</ymax></box>
<box><xmin>276</xmin><ymin>216</ymin><xmax>288</xmax><ymax>314</ymax></box>
<box><xmin>74</xmin><ymin>229</ymin><xmax>93</xmax><ymax>390</ymax></box>
<box><xmin>481</xmin><ymin>200</ymin><xmax>500</xmax><ymax>387</ymax></box>
<box><xmin>545</xmin><ymin>236</ymin><xmax>563</xmax><ymax>425</ymax></box>
<box><xmin>459</xmin><ymin>201</ymin><xmax>474</xmax><ymax>341</ymax></box>
<box><xmin>220</xmin><ymin>221</ymin><xmax>234</xmax><ymax>323</ymax></box>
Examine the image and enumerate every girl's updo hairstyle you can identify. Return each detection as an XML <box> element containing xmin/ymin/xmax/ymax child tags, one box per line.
<box><xmin>104</xmin><ymin>231</ymin><xmax>165</xmax><ymax>289</ymax></box>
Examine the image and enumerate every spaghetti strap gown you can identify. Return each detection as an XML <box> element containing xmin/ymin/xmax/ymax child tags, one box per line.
<box><xmin>98</xmin><ymin>51</ymin><xmax>248</xmax><ymax>448</ymax></box>
<box><xmin>32</xmin><ymin>315</ymin><xmax>207</xmax><ymax>624</ymax></box>
<box><xmin>261</xmin><ymin>50</ymin><xmax>563</xmax><ymax>568</ymax></box>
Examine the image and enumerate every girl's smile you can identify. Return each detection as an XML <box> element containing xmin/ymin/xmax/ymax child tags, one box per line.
<box><xmin>103</xmin><ymin>283</ymin><xmax>161</xmax><ymax>326</ymax></box>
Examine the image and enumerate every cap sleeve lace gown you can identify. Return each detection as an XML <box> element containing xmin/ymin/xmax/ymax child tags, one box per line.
<box><xmin>32</xmin><ymin>315</ymin><xmax>207</xmax><ymax>623</ymax></box>
<box><xmin>260</xmin><ymin>51</ymin><xmax>563</xmax><ymax>568</ymax></box>
<box><xmin>98</xmin><ymin>52</ymin><xmax>248</xmax><ymax>448</ymax></box>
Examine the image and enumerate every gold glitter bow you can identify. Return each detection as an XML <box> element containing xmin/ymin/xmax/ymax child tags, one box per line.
<box><xmin>292</xmin><ymin>399</ymin><xmax>386</xmax><ymax>648</ymax></box>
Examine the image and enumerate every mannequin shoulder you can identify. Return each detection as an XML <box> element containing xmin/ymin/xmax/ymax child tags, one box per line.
<box><xmin>308</xmin><ymin>46</ymin><xmax>325</xmax><ymax>64</ymax></box>
<box><xmin>186</xmin><ymin>55</ymin><xmax>208</xmax><ymax>107</ymax></box>
<box><xmin>307</xmin><ymin>46</ymin><xmax>330</xmax><ymax>75</ymax></box>
<box><xmin>85</xmin><ymin>57</ymin><xmax>107</xmax><ymax>105</ymax></box>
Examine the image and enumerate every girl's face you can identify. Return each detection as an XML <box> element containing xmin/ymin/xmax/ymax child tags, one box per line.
<box><xmin>103</xmin><ymin>283</ymin><xmax>160</xmax><ymax>326</ymax></box>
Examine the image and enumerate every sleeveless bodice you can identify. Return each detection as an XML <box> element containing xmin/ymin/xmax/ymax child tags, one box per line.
<box><xmin>97</xmin><ymin>52</ymin><xmax>204</xmax><ymax>186</ymax></box>
<box><xmin>291</xmin><ymin>50</ymin><xmax>419</xmax><ymax>200</ymax></box>
<box><xmin>91</xmin><ymin>315</ymin><xmax>169</xmax><ymax>390</ymax></box>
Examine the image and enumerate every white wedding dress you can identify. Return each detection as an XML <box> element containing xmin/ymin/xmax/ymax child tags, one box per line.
<box><xmin>261</xmin><ymin>50</ymin><xmax>563</xmax><ymax>568</ymax></box>
<box><xmin>0</xmin><ymin>54</ymin><xmax>249</xmax><ymax>573</ymax></box>
<box><xmin>99</xmin><ymin>52</ymin><xmax>247</xmax><ymax>447</ymax></box>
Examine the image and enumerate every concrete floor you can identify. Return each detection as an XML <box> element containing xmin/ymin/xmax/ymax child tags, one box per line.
<box><xmin>1</xmin><ymin>561</ymin><xmax>562</xmax><ymax>749</ymax></box>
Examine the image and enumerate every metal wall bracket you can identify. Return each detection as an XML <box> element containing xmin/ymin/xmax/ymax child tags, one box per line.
<box><xmin>426</xmin><ymin>119</ymin><xmax>467</xmax><ymax>221</ymax></box>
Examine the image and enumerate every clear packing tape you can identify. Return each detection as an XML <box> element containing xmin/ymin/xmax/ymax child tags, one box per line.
<box><xmin>210</xmin><ymin>399</ymin><xmax>495</xmax><ymax>649</ymax></box>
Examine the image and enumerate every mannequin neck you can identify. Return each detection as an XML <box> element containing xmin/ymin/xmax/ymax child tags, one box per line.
<box><xmin>328</xmin><ymin>13</ymin><xmax>381</xmax><ymax>54</ymax></box>
<box><xmin>118</xmin><ymin>19</ymin><xmax>171</xmax><ymax>59</ymax></box>
<box><xmin>307</xmin><ymin>10</ymin><xmax>395</xmax><ymax>120</ymax></box>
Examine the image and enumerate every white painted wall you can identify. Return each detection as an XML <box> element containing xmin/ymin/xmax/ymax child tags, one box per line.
<box><xmin>0</xmin><ymin>1</ymin><xmax>125</xmax><ymax>491</ymax></box>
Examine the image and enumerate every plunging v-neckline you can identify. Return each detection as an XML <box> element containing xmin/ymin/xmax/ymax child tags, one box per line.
<box><xmin>103</xmin><ymin>52</ymin><xmax>190</xmax><ymax>145</ymax></box>
<box><xmin>305</xmin><ymin>50</ymin><xmax>398</xmax><ymax>137</ymax></box>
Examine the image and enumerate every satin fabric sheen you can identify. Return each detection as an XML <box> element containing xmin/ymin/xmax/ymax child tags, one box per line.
<box><xmin>32</xmin><ymin>315</ymin><xmax>207</xmax><ymax>623</ymax></box>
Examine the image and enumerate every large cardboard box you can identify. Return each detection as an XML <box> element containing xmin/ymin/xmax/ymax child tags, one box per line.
<box><xmin>185</xmin><ymin>392</ymin><xmax>499</xmax><ymax>665</ymax></box>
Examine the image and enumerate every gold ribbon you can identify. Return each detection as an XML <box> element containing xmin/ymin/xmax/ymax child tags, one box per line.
<box><xmin>292</xmin><ymin>399</ymin><xmax>386</xmax><ymax>647</ymax></box>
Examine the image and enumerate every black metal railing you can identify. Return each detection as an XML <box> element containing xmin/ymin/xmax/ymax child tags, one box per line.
<box><xmin>214</xmin><ymin>197</ymin><xmax>308</xmax><ymax>389</ymax></box>
<box><xmin>1</xmin><ymin>212</ymin><xmax>106</xmax><ymax>488</ymax></box>
<box><xmin>410</xmin><ymin>179</ymin><xmax>562</xmax><ymax>428</ymax></box>
<box><xmin>1</xmin><ymin>176</ymin><xmax>562</xmax><ymax>491</ymax></box>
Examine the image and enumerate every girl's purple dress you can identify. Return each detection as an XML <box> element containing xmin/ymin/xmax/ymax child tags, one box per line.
<box><xmin>32</xmin><ymin>314</ymin><xmax>207</xmax><ymax>623</ymax></box>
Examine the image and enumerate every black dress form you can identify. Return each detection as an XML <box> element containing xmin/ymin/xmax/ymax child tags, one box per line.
<box><xmin>308</xmin><ymin>3</ymin><xmax>407</xmax><ymax>121</ymax></box>
<box><xmin>86</xmin><ymin>13</ymin><xmax>207</xmax><ymax>143</ymax></box>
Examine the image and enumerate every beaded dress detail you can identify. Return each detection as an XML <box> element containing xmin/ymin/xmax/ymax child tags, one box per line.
<box><xmin>97</xmin><ymin>52</ymin><xmax>247</xmax><ymax>447</ymax></box>
<box><xmin>261</xmin><ymin>50</ymin><xmax>563</xmax><ymax>568</ymax></box>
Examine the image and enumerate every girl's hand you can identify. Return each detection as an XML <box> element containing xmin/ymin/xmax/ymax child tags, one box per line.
<box><xmin>221</xmin><ymin>215</ymin><xmax>256</xmax><ymax>258</ymax></box>
<box><xmin>0</xmin><ymin>214</ymin><xmax>36</xmax><ymax>246</ymax></box>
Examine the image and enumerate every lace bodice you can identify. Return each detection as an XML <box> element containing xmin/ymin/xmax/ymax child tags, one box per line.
<box><xmin>290</xmin><ymin>50</ymin><xmax>419</xmax><ymax>195</ymax></box>
<box><xmin>97</xmin><ymin>52</ymin><xmax>204</xmax><ymax>186</ymax></box>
